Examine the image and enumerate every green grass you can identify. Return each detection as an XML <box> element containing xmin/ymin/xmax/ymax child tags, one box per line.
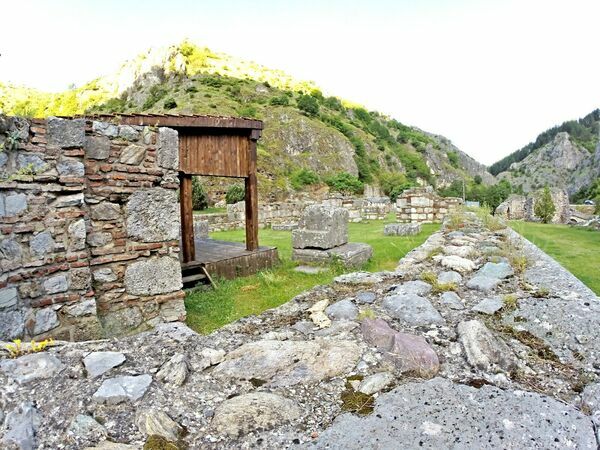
<box><xmin>510</xmin><ymin>221</ymin><xmax>600</xmax><ymax>295</ymax></box>
<box><xmin>185</xmin><ymin>216</ymin><xmax>439</xmax><ymax>334</ymax></box>
<box><xmin>194</xmin><ymin>207</ymin><xmax>227</xmax><ymax>214</ymax></box>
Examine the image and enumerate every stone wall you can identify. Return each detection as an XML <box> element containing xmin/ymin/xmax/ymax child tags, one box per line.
<box><xmin>0</xmin><ymin>116</ymin><xmax>185</xmax><ymax>341</ymax></box>
<box><xmin>495</xmin><ymin>188</ymin><xmax>570</xmax><ymax>224</ymax></box>
<box><xmin>395</xmin><ymin>186</ymin><xmax>462</xmax><ymax>223</ymax></box>
<box><xmin>196</xmin><ymin>196</ymin><xmax>391</xmax><ymax>233</ymax></box>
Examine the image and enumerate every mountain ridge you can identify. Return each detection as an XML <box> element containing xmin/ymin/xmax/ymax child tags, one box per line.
<box><xmin>0</xmin><ymin>41</ymin><xmax>494</xmax><ymax>198</ymax></box>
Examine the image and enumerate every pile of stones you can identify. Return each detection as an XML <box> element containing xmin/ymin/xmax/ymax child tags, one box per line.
<box><xmin>1</xmin><ymin>211</ymin><xmax>599</xmax><ymax>449</ymax></box>
<box><xmin>291</xmin><ymin>204</ymin><xmax>373</xmax><ymax>267</ymax></box>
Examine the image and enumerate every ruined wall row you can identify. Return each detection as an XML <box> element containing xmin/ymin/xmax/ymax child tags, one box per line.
<box><xmin>0</xmin><ymin>116</ymin><xmax>185</xmax><ymax>341</ymax></box>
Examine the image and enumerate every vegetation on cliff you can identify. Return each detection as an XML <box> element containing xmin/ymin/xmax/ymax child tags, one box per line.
<box><xmin>0</xmin><ymin>41</ymin><xmax>492</xmax><ymax>198</ymax></box>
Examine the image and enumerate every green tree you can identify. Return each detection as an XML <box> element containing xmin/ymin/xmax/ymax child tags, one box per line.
<box><xmin>474</xmin><ymin>175</ymin><xmax>483</xmax><ymax>185</ymax></box>
<box><xmin>290</xmin><ymin>168</ymin><xmax>320</xmax><ymax>190</ymax></box>
<box><xmin>297</xmin><ymin>94</ymin><xmax>319</xmax><ymax>116</ymax></box>
<box><xmin>325</xmin><ymin>172</ymin><xmax>364</xmax><ymax>195</ymax></box>
<box><xmin>191</xmin><ymin>177</ymin><xmax>208</xmax><ymax>210</ymax></box>
<box><xmin>225</xmin><ymin>184</ymin><xmax>245</xmax><ymax>204</ymax></box>
<box><xmin>534</xmin><ymin>186</ymin><xmax>556</xmax><ymax>223</ymax></box>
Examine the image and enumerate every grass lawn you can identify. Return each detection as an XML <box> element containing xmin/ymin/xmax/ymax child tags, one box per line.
<box><xmin>185</xmin><ymin>216</ymin><xmax>439</xmax><ymax>334</ymax></box>
<box><xmin>510</xmin><ymin>221</ymin><xmax>600</xmax><ymax>295</ymax></box>
<box><xmin>194</xmin><ymin>207</ymin><xmax>227</xmax><ymax>215</ymax></box>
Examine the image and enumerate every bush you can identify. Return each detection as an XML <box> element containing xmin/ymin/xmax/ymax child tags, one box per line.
<box><xmin>379</xmin><ymin>172</ymin><xmax>413</xmax><ymax>202</ymax></box>
<box><xmin>200</xmin><ymin>76</ymin><xmax>224</xmax><ymax>88</ymax></box>
<box><xmin>269</xmin><ymin>95</ymin><xmax>289</xmax><ymax>106</ymax></box>
<box><xmin>226</xmin><ymin>184</ymin><xmax>245</xmax><ymax>204</ymax></box>
<box><xmin>163</xmin><ymin>98</ymin><xmax>177</xmax><ymax>110</ymax></box>
<box><xmin>534</xmin><ymin>186</ymin><xmax>556</xmax><ymax>223</ymax></box>
<box><xmin>326</xmin><ymin>172</ymin><xmax>364</xmax><ymax>195</ymax></box>
<box><xmin>290</xmin><ymin>168</ymin><xmax>320</xmax><ymax>190</ymax></box>
<box><xmin>238</xmin><ymin>105</ymin><xmax>258</xmax><ymax>118</ymax></box>
<box><xmin>447</xmin><ymin>151</ymin><xmax>459</xmax><ymax>168</ymax></box>
<box><xmin>191</xmin><ymin>177</ymin><xmax>208</xmax><ymax>210</ymax></box>
<box><xmin>297</xmin><ymin>94</ymin><xmax>319</xmax><ymax>116</ymax></box>
<box><xmin>323</xmin><ymin>96</ymin><xmax>343</xmax><ymax>111</ymax></box>
<box><xmin>142</xmin><ymin>85</ymin><xmax>167</xmax><ymax>109</ymax></box>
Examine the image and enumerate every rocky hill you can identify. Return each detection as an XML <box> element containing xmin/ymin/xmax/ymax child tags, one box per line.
<box><xmin>491</xmin><ymin>109</ymin><xmax>600</xmax><ymax>197</ymax></box>
<box><xmin>0</xmin><ymin>41</ymin><xmax>492</xmax><ymax>199</ymax></box>
<box><xmin>496</xmin><ymin>132</ymin><xmax>600</xmax><ymax>197</ymax></box>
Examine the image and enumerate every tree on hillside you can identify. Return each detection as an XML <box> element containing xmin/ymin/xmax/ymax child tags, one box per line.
<box><xmin>297</xmin><ymin>94</ymin><xmax>319</xmax><ymax>116</ymax></box>
<box><xmin>534</xmin><ymin>186</ymin><xmax>556</xmax><ymax>223</ymax></box>
<box><xmin>191</xmin><ymin>177</ymin><xmax>208</xmax><ymax>210</ymax></box>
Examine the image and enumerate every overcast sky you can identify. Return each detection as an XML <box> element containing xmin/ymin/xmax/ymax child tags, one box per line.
<box><xmin>1</xmin><ymin>0</ymin><xmax>598</xmax><ymax>165</ymax></box>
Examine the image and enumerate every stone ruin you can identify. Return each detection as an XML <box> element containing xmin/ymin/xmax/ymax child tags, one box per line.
<box><xmin>291</xmin><ymin>204</ymin><xmax>373</xmax><ymax>267</ymax></box>
<box><xmin>2</xmin><ymin>208</ymin><xmax>599</xmax><ymax>449</ymax></box>
<box><xmin>0</xmin><ymin>115</ymin><xmax>185</xmax><ymax>341</ymax></box>
<box><xmin>495</xmin><ymin>188</ymin><xmax>570</xmax><ymax>224</ymax></box>
<box><xmin>395</xmin><ymin>186</ymin><xmax>462</xmax><ymax>223</ymax></box>
<box><xmin>383</xmin><ymin>222</ymin><xmax>422</xmax><ymax>236</ymax></box>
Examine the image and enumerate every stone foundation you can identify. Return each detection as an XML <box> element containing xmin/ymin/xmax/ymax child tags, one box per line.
<box><xmin>292</xmin><ymin>242</ymin><xmax>373</xmax><ymax>267</ymax></box>
<box><xmin>384</xmin><ymin>223</ymin><xmax>422</xmax><ymax>236</ymax></box>
<box><xmin>395</xmin><ymin>186</ymin><xmax>461</xmax><ymax>223</ymax></box>
<box><xmin>0</xmin><ymin>116</ymin><xmax>185</xmax><ymax>340</ymax></box>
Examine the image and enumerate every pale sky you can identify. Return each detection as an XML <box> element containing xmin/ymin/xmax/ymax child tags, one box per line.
<box><xmin>1</xmin><ymin>0</ymin><xmax>598</xmax><ymax>165</ymax></box>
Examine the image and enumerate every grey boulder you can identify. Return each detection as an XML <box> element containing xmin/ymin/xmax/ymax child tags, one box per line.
<box><xmin>382</xmin><ymin>293</ymin><xmax>443</xmax><ymax>326</ymax></box>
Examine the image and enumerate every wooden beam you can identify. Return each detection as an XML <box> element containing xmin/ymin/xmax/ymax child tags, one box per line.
<box><xmin>245</xmin><ymin>135</ymin><xmax>259</xmax><ymax>251</ymax></box>
<box><xmin>180</xmin><ymin>174</ymin><xmax>195</xmax><ymax>263</ymax></box>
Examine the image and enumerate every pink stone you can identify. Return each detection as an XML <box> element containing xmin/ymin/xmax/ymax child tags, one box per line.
<box><xmin>361</xmin><ymin>318</ymin><xmax>439</xmax><ymax>378</ymax></box>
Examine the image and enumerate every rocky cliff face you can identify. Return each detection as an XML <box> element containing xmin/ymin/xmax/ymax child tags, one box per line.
<box><xmin>497</xmin><ymin>132</ymin><xmax>600</xmax><ymax>196</ymax></box>
<box><xmin>421</xmin><ymin>132</ymin><xmax>495</xmax><ymax>186</ymax></box>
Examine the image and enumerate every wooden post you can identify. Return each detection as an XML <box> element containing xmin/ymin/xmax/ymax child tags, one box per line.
<box><xmin>245</xmin><ymin>130</ymin><xmax>260</xmax><ymax>251</ymax></box>
<box><xmin>180</xmin><ymin>173</ymin><xmax>195</xmax><ymax>262</ymax></box>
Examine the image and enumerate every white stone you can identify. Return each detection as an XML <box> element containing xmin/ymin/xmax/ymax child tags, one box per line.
<box><xmin>83</xmin><ymin>351</ymin><xmax>126</xmax><ymax>378</ymax></box>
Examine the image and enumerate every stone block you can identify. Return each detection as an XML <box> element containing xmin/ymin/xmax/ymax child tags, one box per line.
<box><xmin>85</xmin><ymin>135</ymin><xmax>111</xmax><ymax>159</ymax></box>
<box><xmin>87</xmin><ymin>232</ymin><xmax>112</xmax><ymax>247</ymax></box>
<box><xmin>292</xmin><ymin>242</ymin><xmax>372</xmax><ymax>267</ymax></box>
<box><xmin>193</xmin><ymin>218</ymin><xmax>209</xmax><ymax>239</ymax></box>
<box><xmin>271</xmin><ymin>223</ymin><xmax>298</xmax><ymax>231</ymax></box>
<box><xmin>90</xmin><ymin>202</ymin><xmax>121</xmax><ymax>221</ymax></box>
<box><xmin>92</xmin><ymin>121</ymin><xmax>118</xmax><ymax>138</ymax></box>
<box><xmin>0</xmin><ymin>309</ymin><xmax>25</xmax><ymax>340</ymax></box>
<box><xmin>30</xmin><ymin>231</ymin><xmax>55</xmax><ymax>258</ymax></box>
<box><xmin>43</xmin><ymin>275</ymin><xmax>68</xmax><ymax>294</ymax></box>
<box><xmin>126</xmin><ymin>188</ymin><xmax>180</xmax><ymax>242</ymax></box>
<box><xmin>0</xmin><ymin>238</ymin><xmax>22</xmax><ymax>262</ymax></box>
<box><xmin>120</xmin><ymin>144</ymin><xmax>146</xmax><ymax>165</ymax></box>
<box><xmin>384</xmin><ymin>223</ymin><xmax>422</xmax><ymax>236</ymax></box>
<box><xmin>93</xmin><ymin>267</ymin><xmax>117</xmax><ymax>283</ymax></box>
<box><xmin>2</xmin><ymin>193</ymin><xmax>27</xmax><ymax>217</ymax></box>
<box><xmin>57</xmin><ymin>157</ymin><xmax>84</xmax><ymax>177</ymax></box>
<box><xmin>124</xmin><ymin>256</ymin><xmax>182</xmax><ymax>296</ymax></box>
<box><xmin>0</xmin><ymin>287</ymin><xmax>18</xmax><ymax>309</ymax></box>
<box><xmin>47</xmin><ymin>117</ymin><xmax>85</xmax><ymax>148</ymax></box>
<box><xmin>68</xmin><ymin>219</ymin><xmax>86</xmax><ymax>251</ymax></box>
<box><xmin>17</xmin><ymin>153</ymin><xmax>46</xmax><ymax>172</ymax></box>
<box><xmin>52</xmin><ymin>193</ymin><xmax>84</xmax><ymax>208</ymax></box>
<box><xmin>292</xmin><ymin>205</ymin><xmax>348</xmax><ymax>249</ymax></box>
<box><xmin>70</xmin><ymin>267</ymin><xmax>91</xmax><ymax>290</ymax></box>
<box><xmin>157</xmin><ymin>127</ymin><xmax>179</xmax><ymax>169</ymax></box>
<box><xmin>33</xmin><ymin>307</ymin><xmax>60</xmax><ymax>335</ymax></box>
<box><xmin>118</xmin><ymin>125</ymin><xmax>140</xmax><ymax>141</ymax></box>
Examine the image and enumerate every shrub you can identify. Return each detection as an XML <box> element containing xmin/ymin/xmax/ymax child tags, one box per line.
<box><xmin>379</xmin><ymin>172</ymin><xmax>413</xmax><ymax>201</ymax></box>
<box><xmin>447</xmin><ymin>151</ymin><xmax>459</xmax><ymax>168</ymax></box>
<box><xmin>269</xmin><ymin>95</ymin><xmax>289</xmax><ymax>106</ymax></box>
<box><xmin>200</xmin><ymin>76</ymin><xmax>224</xmax><ymax>88</ymax></box>
<box><xmin>191</xmin><ymin>177</ymin><xmax>208</xmax><ymax>210</ymax></box>
<box><xmin>290</xmin><ymin>168</ymin><xmax>320</xmax><ymax>190</ymax></box>
<box><xmin>324</xmin><ymin>96</ymin><xmax>343</xmax><ymax>111</ymax></box>
<box><xmin>325</xmin><ymin>172</ymin><xmax>364</xmax><ymax>195</ymax></box>
<box><xmin>534</xmin><ymin>186</ymin><xmax>556</xmax><ymax>223</ymax></box>
<box><xmin>142</xmin><ymin>85</ymin><xmax>167</xmax><ymax>109</ymax></box>
<box><xmin>226</xmin><ymin>184</ymin><xmax>245</xmax><ymax>204</ymax></box>
<box><xmin>238</xmin><ymin>105</ymin><xmax>258</xmax><ymax>118</ymax></box>
<box><xmin>297</xmin><ymin>94</ymin><xmax>319</xmax><ymax>116</ymax></box>
<box><xmin>163</xmin><ymin>98</ymin><xmax>177</xmax><ymax>110</ymax></box>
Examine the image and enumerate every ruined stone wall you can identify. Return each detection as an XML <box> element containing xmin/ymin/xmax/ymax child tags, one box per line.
<box><xmin>395</xmin><ymin>186</ymin><xmax>461</xmax><ymax>223</ymax></box>
<box><xmin>0</xmin><ymin>116</ymin><xmax>184</xmax><ymax>341</ymax></box>
<box><xmin>195</xmin><ymin>196</ymin><xmax>392</xmax><ymax>233</ymax></box>
<box><xmin>495</xmin><ymin>188</ymin><xmax>570</xmax><ymax>224</ymax></box>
